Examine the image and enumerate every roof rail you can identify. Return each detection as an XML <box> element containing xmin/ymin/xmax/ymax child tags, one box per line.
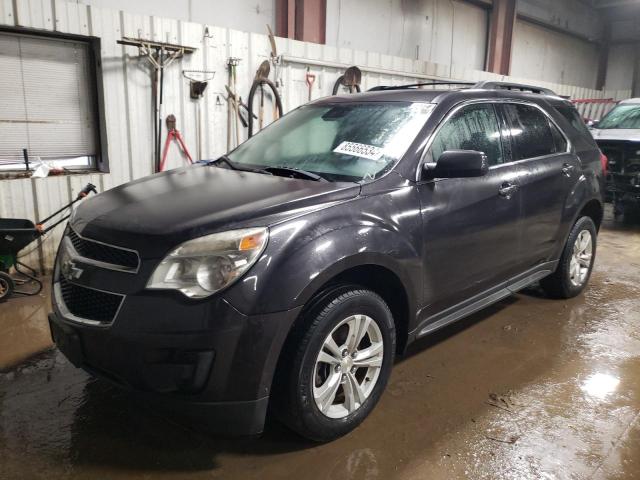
<box><xmin>472</xmin><ymin>81</ymin><xmax>557</xmax><ymax>96</ymax></box>
<box><xmin>368</xmin><ymin>81</ymin><xmax>476</xmax><ymax>91</ymax></box>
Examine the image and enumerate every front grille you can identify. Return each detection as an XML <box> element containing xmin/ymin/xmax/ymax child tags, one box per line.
<box><xmin>67</xmin><ymin>228</ymin><xmax>139</xmax><ymax>271</ymax></box>
<box><xmin>59</xmin><ymin>277</ymin><xmax>123</xmax><ymax>324</ymax></box>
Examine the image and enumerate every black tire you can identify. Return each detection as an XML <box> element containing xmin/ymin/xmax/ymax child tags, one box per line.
<box><xmin>273</xmin><ymin>286</ymin><xmax>395</xmax><ymax>442</ymax></box>
<box><xmin>0</xmin><ymin>272</ymin><xmax>14</xmax><ymax>302</ymax></box>
<box><xmin>540</xmin><ymin>216</ymin><xmax>597</xmax><ymax>299</ymax></box>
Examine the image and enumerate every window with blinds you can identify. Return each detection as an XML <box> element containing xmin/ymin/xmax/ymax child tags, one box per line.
<box><xmin>0</xmin><ymin>31</ymin><xmax>99</xmax><ymax>172</ymax></box>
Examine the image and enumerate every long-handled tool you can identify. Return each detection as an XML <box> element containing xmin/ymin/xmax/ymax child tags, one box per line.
<box><xmin>259</xmin><ymin>85</ymin><xmax>265</xmax><ymax>130</ymax></box>
<box><xmin>159</xmin><ymin>114</ymin><xmax>193</xmax><ymax>171</ymax></box>
<box><xmin>183</xmin><ymin>70</ymin><xmax>215</xmax><ymax>161</ymax></box>
<box><xmin>306</xmin><ymin>68</ymin><xmax>316</xmax><ymax>102</ymax></box>
<box><xmin>266</xmin><ymin>24</ymin><xmax>282</xmax><ymax>89</ymax></box>
<box><xmin>224</xmin><ymin>85</ymin><xmax>257</xmax><ymax>128</ymax></box>
<box><xmin>332</xmin><ymin>65</ymin><xmax>362</xmax><ymax>95</ymax></box>
<box><xmin>226</xmin><ymin>57</ymin><xmax>242</xmax><ymax>148</ymax></box>
<box><xmin>255</xmin><ymin>60</ymin><xmax>270</xmax><ymax>130</ymax></box>
<box><xmin>117</xmin><ymin>36</ymin><xmax>196</xmax><ymax>172</ymax></box>
<box><xmin>247</xmin><ymin>61</ymin><xmax>283</xmax><ymax>137</ymax></box>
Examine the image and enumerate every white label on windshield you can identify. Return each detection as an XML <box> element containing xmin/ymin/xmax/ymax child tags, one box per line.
<box><xmin>333</xmin><ymin>141</ymin><xmax>384</xmax><ymax>161</ymax></box>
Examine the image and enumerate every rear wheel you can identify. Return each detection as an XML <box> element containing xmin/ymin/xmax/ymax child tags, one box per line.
<box><xmin>0</xmin><ymin>272</ymin><xmax>14</xmax><ymax>302</ymax></box>
<box><xmin>540</xmin><ymin>216</ymin><xmax>596</xmax><ymax>299</ymax></box>
<box><xmin>274</xmin><ymin>287</ymin><xmax>395</xmax><ymax>442</ymax></box>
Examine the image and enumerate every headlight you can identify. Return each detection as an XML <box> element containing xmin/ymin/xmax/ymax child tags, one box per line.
<box><xmin>147</xmin><ymin>227</ymin><xmax>268</xmax><ymax>298</ymax></box>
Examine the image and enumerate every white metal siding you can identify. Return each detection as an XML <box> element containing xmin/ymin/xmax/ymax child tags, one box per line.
<box><xmin>325</xmin><ymin>0</ymin><xmax>488</xmax><ymax>71</ymax></box>
<box><xmin>511</xmin><ymin>19</ymin><xmax>600</xmax><ymax>90</ymax></box>
<box><xmin>0</xmin><ymin>0</ymin><xmax>632</xmax><ymax>271</ymax></box>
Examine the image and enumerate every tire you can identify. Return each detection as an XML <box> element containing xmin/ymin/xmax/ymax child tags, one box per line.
<box><xmin>540</xmin><ymin>216</ymin><xmax>597</xmax><ymax>299</ymax></box>
<box><xmin>0</xmin><ymin>272</ymin><xmax>14</xmax><ymax>302</ymax></box>
<box><xmin>274</xmin><ymin>286</ymin><xmax>396</xmax><ymax>442</ymax></box>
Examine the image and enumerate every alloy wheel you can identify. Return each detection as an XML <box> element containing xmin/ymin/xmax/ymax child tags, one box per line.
<box><xmin>569</xmin><ymin>229</ymin><xmax>593</xmax><ymax>287</ymax></box>
<box><xmin>312</xmin><ymin>314</ymin><xmax>384</xmax><ymax>419</ymax></box>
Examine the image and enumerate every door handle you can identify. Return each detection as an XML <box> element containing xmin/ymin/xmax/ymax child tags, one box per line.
<box><xmin>561</xmin><ymin>163</ymin><xmax>575</xmax><ymax>177</ymax></box>
<box><xmin>498</xmin><ymin>182</ymin><xmax>519</xmax><ymax>198</ymax></box>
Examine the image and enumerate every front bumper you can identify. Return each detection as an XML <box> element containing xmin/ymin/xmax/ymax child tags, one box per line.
<box><xmin>49</xmin><ymin>298</ymin><xmax>301</xmax><ymax>436</ymax></box>
<box><xmin>49</xmin><ymin>225</ymin><xmax>302</xmax><ymax>435</ymax></box>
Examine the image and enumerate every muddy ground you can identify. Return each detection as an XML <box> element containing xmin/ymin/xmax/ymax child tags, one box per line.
<box><xmin>1</xmin><ymin>209</ymin><xmax>639</xmax><ymax>479</ymax></box>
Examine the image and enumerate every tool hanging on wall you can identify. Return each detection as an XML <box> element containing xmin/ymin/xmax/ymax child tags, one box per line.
<box><xmin>224</xmin><ymin>85</ymin><xmax>257</xmax><ymax>128</ymax></box>
<box><xmin>160</xmin><ymin>114</ymin><xmax>193</xmax><ymax>172</ymax></box>
<box><xmin>117</xmin><ymin>36</ymin><xmax>196</xmax><ymax>173</ymax></box>
<box><xmin>305</xmin><ymin>67</ymin><xmax>316</xmax><ymax>102</ymax></box>
<box><xmin>332</xmin><ymin>66</ymin><xmax>363</xmax><ymax>95</ymax></box>
<box><xmin>247</xmin><ymin>60</ymin><xmax>283</xmax><ymax>138</ymax></box>
<box><xmin>257</xmin><ymin>60</ymin><xmax>270</xmax><ymax>130</ymax></box>
<box><xmin>266</xmin><ymin>24</ymin><xmax>282</xmax><ymax>89</ymax></box>
<box><xmin>183</xmin><ymin>69</ymin><xmax>215</xmax><ymax>99</ymax></box>
<box><xmin>226</xmin><ymin>57</ymin><xmax>242</xmax><ymax>150</ymax></box>
<box><xmin>183</xmin><ymin>70</ymin><xmax>215</xmax><ymax>161</ymax></box>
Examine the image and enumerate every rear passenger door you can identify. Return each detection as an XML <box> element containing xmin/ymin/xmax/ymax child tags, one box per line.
<box><xmin>500</xmin><ymin>102</ymin><xmax>578</xmax><ymax>269</ymax></box>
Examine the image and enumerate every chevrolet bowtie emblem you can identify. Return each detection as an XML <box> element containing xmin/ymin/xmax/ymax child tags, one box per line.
<box><xmin>62</xmin><ymin>258</ymin><xmax>84</xmax><ymax>280</ymax></box>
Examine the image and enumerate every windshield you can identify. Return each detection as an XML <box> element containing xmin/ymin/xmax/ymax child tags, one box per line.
<box><xmin>597</xmin><ymin>104</ymin><xmax>640</xmax><ymax>130</ymax></box>
<box><xmin>227</xmin><ymin>102</ymin><xmax>434</xmax><ymax>182</ymax></box>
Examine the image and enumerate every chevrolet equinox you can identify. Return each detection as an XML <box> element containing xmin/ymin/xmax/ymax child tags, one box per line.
<box><xmin>49</xmin><ymin>81</ymin><xmax>605</xmax><ymax>441</ymax></box>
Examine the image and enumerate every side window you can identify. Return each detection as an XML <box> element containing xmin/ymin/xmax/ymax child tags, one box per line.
<box><xmin>429</xmin><ymin>104</ymin><xmax>504</xmax><ymax>166</ymax></box>
<box><xmin>557</xmin><ymin>105</ymin><xmax>591</xmax><ymax>137</ymax></box>
<box><xmin>503</xmin><ymin>104</ymin><xmax>557</xmax><ymax>160</ymax></box>
<box><xmin>549</xmin><ymin>120</ymin><xmax>568</xmax><ymax>152</ymax></box>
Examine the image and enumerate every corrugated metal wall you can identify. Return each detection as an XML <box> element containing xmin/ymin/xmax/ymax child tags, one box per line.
<box><xmin>0</xmin><ymin>0</ymin><xmax>632</xmax><ymax>271</ymax></box>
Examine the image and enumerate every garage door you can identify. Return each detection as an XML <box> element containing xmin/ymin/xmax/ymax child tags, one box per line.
<box><xmin>0</xmin><ymin>31</ymin><xmax>98</xmax><ymax>171</ymax></box>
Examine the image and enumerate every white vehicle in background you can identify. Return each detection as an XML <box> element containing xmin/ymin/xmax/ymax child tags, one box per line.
<box><xmin>589</xmin><ymin>98</ymin><xmax>640</xmax><ymax>218</ymax></box>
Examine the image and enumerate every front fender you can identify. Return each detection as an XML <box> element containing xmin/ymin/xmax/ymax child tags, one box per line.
<box><xmin>293</xmin><ymin>231</ymin><xmax>420</xmax><ymax>311</ymax></box>
<box><xmin>222</xmin><ymin>194</ymin><xmax>423</xmax><ymax>316</ymax></box>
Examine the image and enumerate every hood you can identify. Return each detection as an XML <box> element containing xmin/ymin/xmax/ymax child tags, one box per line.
<box><xmin>591</xmin><ymin>129</ymin><xmax>640</xmax><ymax>142</ymax></box>
<box><xmin>72</xmin><ymin>165</ymin><xmax>360</xmax><ymax>256</ymax></box>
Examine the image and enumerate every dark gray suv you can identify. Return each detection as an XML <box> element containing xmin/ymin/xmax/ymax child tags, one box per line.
<box><xmin>49</xmin><ymin>81</ymin><xmax>604</xmax><ymax>442</ymax></box>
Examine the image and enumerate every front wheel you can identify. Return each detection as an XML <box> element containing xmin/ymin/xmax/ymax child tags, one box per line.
<box><xmin>540</xmin><ymin>216</ymin><xmax>597</xmax><ymax>299</ymax></box>
<box><xmin>274</xmin><ymin>287</ymin><xmax>395</xmax><ymax>442</ymax></box>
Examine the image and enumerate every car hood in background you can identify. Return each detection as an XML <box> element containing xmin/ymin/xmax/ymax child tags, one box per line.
<box><xmin>590</xmin><ymin>129</ymin><xmax>640</xmax><ymax>142</ymax></box>
<box><xmin>71</xmin><ymin>165</ymin><xmax>360</xmax><ymax>257</ymax></box>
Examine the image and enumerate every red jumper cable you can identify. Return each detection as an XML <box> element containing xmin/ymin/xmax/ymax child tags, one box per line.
<box><xmin>159</xmin><ymin>114</ymin><xmax>194</xmax><ymax>172</ymax></box>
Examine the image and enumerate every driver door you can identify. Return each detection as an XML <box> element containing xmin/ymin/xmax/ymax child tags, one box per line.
<box><xmin>417</xmin><ymin>102</ymin><xmax>526</xmax><ymax>321</ymax></box>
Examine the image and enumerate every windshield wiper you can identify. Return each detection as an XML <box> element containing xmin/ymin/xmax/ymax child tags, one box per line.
<box><xmin>207</xmin><ymin>157</ymin><xmax>325</xmax><ymax>181</ymax></box>
<box><xmin>207</xmin><ymin>155</ymin><xmax>272</xmax><ymax>175</ymax></box>
<box><xmin>207</xmin><ymin>155</ymin><xmax>237</xmax><ymax>169</ymax></box>
<box><xmin>263</xmin><ymin>166</ymin><xmax>327</xmax><ymax>182</ymax></box>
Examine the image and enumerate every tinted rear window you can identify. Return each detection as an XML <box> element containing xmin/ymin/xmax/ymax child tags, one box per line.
<box><xmin>503</xmin><ymin>104</ymin><xmax>556</xmax><ymax>160</ymax></box>
<box><xmin>557</xmin><ymin>105</ymin><xmax>592</xmax><ymax>137</ymax></box>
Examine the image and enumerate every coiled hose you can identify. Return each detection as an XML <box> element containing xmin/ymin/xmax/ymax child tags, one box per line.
<box><xmin>332</xmin><ymin>75</ymin><xmax>362</xmax><ymax>95</ymax></box>
<box><xmin>247</xmin><ymin>77</ymin><xmax>283</xmax><ymax>138</ymax></box>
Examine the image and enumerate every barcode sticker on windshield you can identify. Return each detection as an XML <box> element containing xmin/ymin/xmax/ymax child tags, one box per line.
<box><xmin>333</xmin><ymin>141</ymin><xmax>384</xmax><ymax>161</ymax></box>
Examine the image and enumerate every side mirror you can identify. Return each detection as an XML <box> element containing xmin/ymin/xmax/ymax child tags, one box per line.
<box><xmin>423</xmin><ymin>150</ymin><xmax>489</xmax><ymax>179</ymax></box>
<box><xmin>586</xmin><ymin>119</ymin><xmax>599</xmax><ymax>128</ymax></box>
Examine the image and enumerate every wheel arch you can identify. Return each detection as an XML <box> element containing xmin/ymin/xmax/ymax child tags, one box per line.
<box><xmin>270</xmin><ymin>258</ymin><xmax>414</xmax><ymax>391</ymax></box>
<box><xmin>308</xmin><ymin>263</ymin><xmax>411</xmax><ymax>355</ymax></box>
<box><xmin>577</xmin><ymin>198</ymin><xmax>604</xmax><ymax>231</ymax></box>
